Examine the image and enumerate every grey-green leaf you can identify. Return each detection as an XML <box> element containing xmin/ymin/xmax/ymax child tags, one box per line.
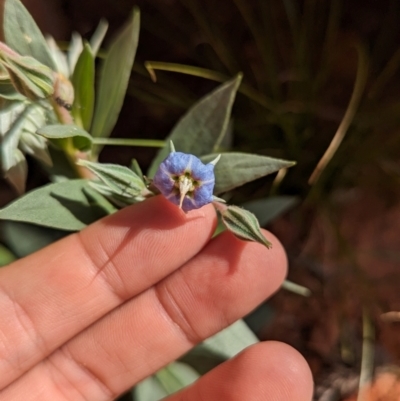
<box><xmin>134</xmin><ymin>363</ymin><xmax>199</xmax><ymax>401</ymax></box>
<box><xmin>202</xmin><ymin>319</ymin><xmax>258</xmax><ymax>359</ymax></box>
<box><xmin>91</xmin><ymin>8</ymin><xmax>140</xmax><ymax>146</ymax></box>
<box><xmin>78</xmin><ymin>160</ymin><xmax>146</xmax><ymax>198</ymax></box>
<box><xmin>3</xmin><ymin>0</ymin><xmax>56</xmax><ymax>69</ymax></box>
<box><xmin>37</xmin><ymin>124</ymin><xmax>92</xmax><ymax>151</ymax></box>
<box><xmin>147</xmin><ymin>75</ymin><xmax>242</xmax><ymax>177</ymax></box>
<box><xmin>71</xmin><ymin>42</ymin><xmax>95</xmax><ymax>131</ymax></box>
<box><xmin>0</xmin><ymin>179</ymin><xmax>110</xmax><ymax>230</ymax></box>
<box><xmin>4</xmin><ymin>148</ymin><xmax>27</xmax><ymax>194</ymax></box>
<box><xmin>241</xmin><ymin>196</ymin><xmax>299</xmax><ymax>226</ymax></box>
<box><xmin>217</xmin><ymin>204</ymin><xmax>272</xmax><ymax>248</ymax></box>
<box><xmin>202</xmin><ymin>152</ymin><xmax>295</xmax><ymax>195</ymax></box>
<box><xmin>0</xmin><ymin>243</ymin><xmax>16</xmax><ymax>266</ymax></box>
<box><xmin>90</xmin><ymin>19</ymin><xmax>109</xmax><ymax>56</ymax></box>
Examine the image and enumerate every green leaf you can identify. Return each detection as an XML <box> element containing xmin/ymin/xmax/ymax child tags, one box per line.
<box><xmin>19</xmin><ymin>131</ymin><xmax>52</xmax><ymax>167</ymax></box>
<box><xmin>0</xmin><ymin>179</ymin><xmax>110</xmax><ymax>230</ymax></box>
<box><xmin>133</xmin><ymin>376</ymin><xmax>167</xmax><ymax>401</ymax></box>
<box><xmin>0</xmin><ymin>80</ymin><xmax>25</xmax><ymax>100</ymax></box>
<box><xmin>241</xmin><ymin>196</ymin><xmax>299</xmax><ymax>226</ymax></box>
<box><xmin>3</xmin><ymin>148</ymin><xmax>27</xmax><ymax>194</ymax></box>
<box><xmin>91</xmin><ymin>8</ymin><xmax>140</xmax><ymax>145</ymax></box>
<box><xmin>0</xmin><ymin>243</ymin><xmax>16</xmax><ymax>266</ymax></box>
<box><xmin>3</xmin><ymin>0</ymin><xmax>56</xmax><ymax>69</ymax></box>
<box><xmin>71</xmin><ymin>42</ymin><xmax>95</xmax><ymax>130</ymax></box>
<box><xmin>134</xmin><ymin>362</ymin><xmax>199</xmax><ymax>401</ymax></box>
<box><xmin>0</xmin><ymin>221</ymin><xmax>67</xmax><ymax>257</ymax></box>
<box><xmin>67</xmin><ymin>32</ymin><xmax>83</xmax><ymax>75</ymax></box>
<box><xmin>46</xmin><ymin>36</ymin><xmax>69</xmax><ymax>77</ymax></box>
<box><xmin>37</xmin><ymin>124</ymin><xmax>92</xmax><ymax>151</ymax></box>
<box><xmin>202</xmin><ymin>153</ymin><xmax>295</xmax><ymax>195</ymax></box>
<box><xmin>148</xmin><ymin>75</ymin><xmax>242</xmax><ymax>177</ymax></box>
<box><xmin>0</xmin><ymin>102</ymin><xmax>51</xmax><ymax>190</ymax></box>
<box><xmin>1</xmin><ymin>102</ymin><xmax>31</xmax><ymax>193</ymax></box>
<box><xmin>215</xmin><ymin>203</ymin><xmax>272</xmax><ymax>248</ymax></box>
<box><xmin>89</xmin><ymin>19</ymin><xmax>109</xmax><ymax>56</ymax></box>
<box><xmin>77</xmin><ymin>160</ymin><xmax>147</xmax><ymax>198</ymax></box>
<box><xmin>202</xmin><ymin>319</ymin><xmax>258</xmax><ymax>359</ymax></box>
<box><xmin>1</xmin><ymin>52</ymin><xmax>54</xmax><ymax>100</ymax></box>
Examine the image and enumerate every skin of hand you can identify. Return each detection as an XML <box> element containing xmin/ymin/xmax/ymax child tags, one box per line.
<box><xmin>0</xmin><ymin>196</ymin><xmax>313</xmax><ymax>401</ymax></box>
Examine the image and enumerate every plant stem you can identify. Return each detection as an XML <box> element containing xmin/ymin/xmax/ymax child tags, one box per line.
<box><xmin>91</xmin><ymin>138</ymin><xmax>165</xmax><ymax>148</ymax></box>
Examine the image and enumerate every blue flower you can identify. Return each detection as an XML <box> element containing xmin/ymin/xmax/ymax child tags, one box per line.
<box><xmin>153</xmin><ymin>151</ymin><xmax>219</xmax><ymax>212</ymax></box>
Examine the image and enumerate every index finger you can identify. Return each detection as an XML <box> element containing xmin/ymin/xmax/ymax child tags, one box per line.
<box><xmin>0</xmin><ymin>196</ymin><xmax>217</xmax><ymax>390</ymax></box>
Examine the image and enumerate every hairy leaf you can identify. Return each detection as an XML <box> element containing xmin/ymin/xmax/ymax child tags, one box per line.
<box><xmin>215</xmin><ymin>203</ymin><xmax>272</xmax><ymax>248</ymax></box>
<box><xmin>90</xmin><ymin>19</ymin><xmax>109</xmax><ymax>56</ymax></box>
<box><xmin>202</xmin><ymin>152</ymin><xmax>295</xmax><ymax>194</ymax></box>
<box><xmin>91</xmin><ymin>8</ymin><xmax>140</xmax><ymax>147</ymax></box>
<box><xmin>148</xmin><ymin>75</ymin><xmax>242</xmax><ymax>177</ymax></box>
<box><xmin>3</xmin><ymin>0</ymin><xmax>56</xmax><ymax>69</ymax></box>
<box><xmin>0</xmin><ymin>179</ymin><xmax>109</xmax><ymax>230</ymax></box>
<box><xmin>134</xmin><ymin>362</ymin><xmax>199</xmax><ymax>401</ymax></box>
<box><xmin>202</xmin><ymin>320</ymin><xmax>258</xmax><ymax>359</ymax></box>
<box><xmin>77</xmin><ymin>160</ymin><xmax>147</xmax><ymax>198</ymax></box>
<box><xmin>37</xmin><ymin>124</ymin><xmax>92</xmax><ymax>151</ymax></box>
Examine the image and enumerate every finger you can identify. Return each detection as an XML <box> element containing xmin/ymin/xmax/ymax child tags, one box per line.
<box><xmin>168</xmin><ymin>342</ymin><xmax>313</xmax><ymax>401</ymax></box>
<box><xmin>0</xmin><ymin>196</ymin><xmax>216</xmax><ymax>389</ymax></box>
<box><xmin>1</xmin><ymin>230</ymin><xmax>287</xmax><ymax>401</ymax></box>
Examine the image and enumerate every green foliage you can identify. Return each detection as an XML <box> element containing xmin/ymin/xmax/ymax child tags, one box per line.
<box><xmin>0</xmin><ymin>180</ymin><xmax>111</xmax><ymax>231</ymax></box>
<box><xmin>134</xmin><ymin>362</ymin><xmax>199</xmax><ymax>400</ymax></box>
<box><xmin>0</xmin><ymin>4</ymin><xmax>305</xmax><ymax>398</ymax></box>
<box><xmin>0</xmin><ymin>243</ymin><xmax>16</xmax><ymax>266</ymax></box>
<box><xmin>148</xmin><ymin>75</ymin><xmax>242</xmax><ymax>177</ymax></box>
<box><xmin>216</xmin><ymin>204</ymin><xmax>272</xmax><ymax>248</ymax></box>
<box><xmin>202</xmin><ymin>153</ymin><xmax>295</xmax><ymax>195</ymax></box>
<box><xmin>71</xmin><ymin>43</ymin><xmax>95</xmax><ymax>130</ymax></box>
<box><xmin>91</xmin><ymin>8</ymin><xmax>140</xmax><ymax>149</ymax></box>
<box><xmin>37</xmin><ymin>124</ymin><xmax>93</xmax><ymax>151</ymax></box>
<box><xmin>77</xmin><ymin>160</ymin><xmax>149</xmax><ymax>201</ymax></box>
<box><xmin>3</xmin><ymin>0</ymin><xmax>55</xmax><ymax>69</ymax></box>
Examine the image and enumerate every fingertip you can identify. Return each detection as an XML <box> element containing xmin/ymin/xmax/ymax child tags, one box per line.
<box><xmin>238</xmin><ymin>342</ymin><xmax>314</xmax><ymax>401</ymax></box>
<box><xmin>176</xmin><ymin>341</ymin><xmax>313</xmax><ymax>401</ymax></box>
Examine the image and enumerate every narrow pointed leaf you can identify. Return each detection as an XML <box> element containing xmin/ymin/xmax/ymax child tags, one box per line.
<box><xmin>0</xmin><ymin>179</ymin><xmax>109</xmax><ymax>230</ymax></box>
<box><xmin>148</xmin><ymin>75</ymin><xmax>242</xmax><ymax>177</ymax></box>
<box><xmin>1</xmin><ymin>54</ymin><xmax>54</xmax><ymax>100</ymax></box>
<box><xmin>37</xmin><ymin>124</ymin><xmax>92</xmax><ymax>151</ymax></box>
<box><xmin>3</xmin><ymin>0</ymin><xmax>56</xmax><ymax>69</ymax></box>
<box><xmin>218</xmin><ymin>204</ymin><xmax>272</xmax><ymax>248</ymax></box>
<box><xmin>134</xmin><ymin>363</ymin><xmax>199</xmax><ymax>401</ymax></box>
<box><xmin>90</xmin><ymin>19</ymin><xmax>109</xmax><ymax>56</ymax></box>
<box><xmin>67</xmin><ymin>32</ymin><xmax>83</xmax><ymax>75</ymax></box>
<box><xmin>20</xmin><ymin>131</ymin><xmax>52</xmax><ymax>166</ymax></box>
<box><xmin>77</xmin><ymin>160</ymin><xmax>146</xmax><ymax>198</ymax></box>
<box><xmin>202</xmin><ymin>152</ymin><xmax>295</xmax><ymax>194</ymax></box>
<box><xmin>202</xmin><ymin>319</ymin><xmax>258</xmax><ymax>359</ymax></box>
<box><xmin>91</xmin><ymin>8</ymin><xmax>140</xmax><ymax>145</ymax></box>
<box><xmin>4</xmin><ymin>149</ymin><xmax>27</xmax><ymax>194</ymax></box>
<box><xmin>46</xmin><ymin>36</ymin><xmax>69</xmax><ymax>77</ymax></box>
<box><xmin>71</xmin><ymin>42</ymin><xmax>95</xmax><ymax>130</ymax></box>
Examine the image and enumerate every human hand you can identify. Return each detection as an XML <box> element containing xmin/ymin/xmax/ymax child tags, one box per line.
<box><xmin>0</xmin><ymin>196</ymin><xmax>313</xmax><ymax>400</ymax></box>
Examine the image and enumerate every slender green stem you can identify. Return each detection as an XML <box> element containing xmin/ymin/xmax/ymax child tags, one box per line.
<box><xmin>91</xmin><ymin>138</ymin><xmax>165</xmax><ymax>148</ymax></box>
<box><xmin>281</xmin><ymin>280</ymin><xmax>311</xmax><ymax>297</ymax></box>
<box><xmin>357</xmin><ymin>308</ymin><xmax>375</xmax><ymax>401</ymax></box>
<box><xmin>308</xmin><ymin>42</ymin><xmax>369</xmax><ymax>184</ymax></box>
<box><xmin>145</xmin><ymin>61</ymin><xmax>277</xmax><ymax>111</ymax></box>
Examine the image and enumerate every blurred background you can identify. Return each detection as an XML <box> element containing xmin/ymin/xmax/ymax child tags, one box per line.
<box><xmin>2</xmin><ymin>0</ymin><xmax>400</xmax><ymax>399</ymax></box>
